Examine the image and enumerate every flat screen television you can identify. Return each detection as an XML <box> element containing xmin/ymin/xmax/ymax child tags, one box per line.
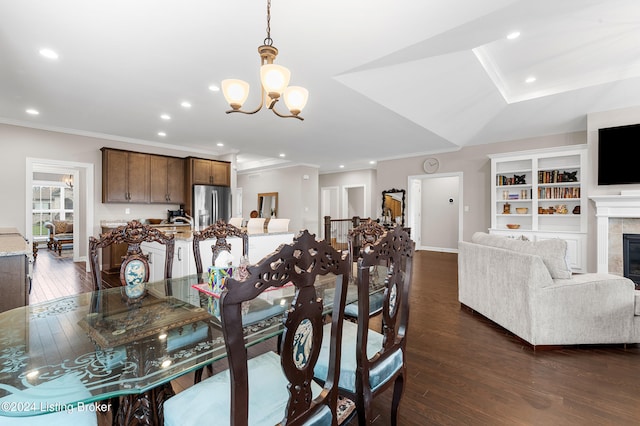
<box><xmin>598</xmin><ymin>123</ymin><xmax>640</xmax><ymax>185</ymax></box>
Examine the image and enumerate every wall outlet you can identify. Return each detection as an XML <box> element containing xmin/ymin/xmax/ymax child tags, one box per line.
<box><xmin>125</xmin><ymin>208</ymin><xmax>130</xmax><ymax>215</ymax></box>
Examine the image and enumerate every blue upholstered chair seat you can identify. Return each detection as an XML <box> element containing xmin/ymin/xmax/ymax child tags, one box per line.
<box><xmin>314</xmin><ymin>321</ymin><xmax>403</xmax><ymax>393</ymax></box>
<box><xmin>164</xmin><ymin>351</ymin><xmax>329</xmax><ymax>426</ymax></box>
<box><xmin>0</xmin><ymin>373</ymin><xmax>97</xmax><ymax>425</ymax></box>
<box><xmin>343</xmin><ymin>291</ymin><xmax>385</xmax><ymax>318</ymax></box>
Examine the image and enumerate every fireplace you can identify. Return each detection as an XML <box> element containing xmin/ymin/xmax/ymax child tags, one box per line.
<box><xmin>623</xmin><ymin>233</ymin><xmax>640</xmax><ymax>286</ymax></box>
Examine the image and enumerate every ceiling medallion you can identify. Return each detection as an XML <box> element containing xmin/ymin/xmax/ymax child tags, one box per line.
<box><xmin>221</xmin><ymin>0</ymin><xmax>308</xmax><ymax>120</ymax></box>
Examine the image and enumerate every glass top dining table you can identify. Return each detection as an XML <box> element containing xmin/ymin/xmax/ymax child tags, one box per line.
<box><xmin>0</xmin><ymin>267</ymin><xmax>386</xmax><ymax>421</ymax></box>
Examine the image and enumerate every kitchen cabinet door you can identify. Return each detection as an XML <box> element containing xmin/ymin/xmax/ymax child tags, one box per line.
<box><xmin>102</xmin><ymin>148</ymin><xmax>150</xmax><ymax>203</ymax></box>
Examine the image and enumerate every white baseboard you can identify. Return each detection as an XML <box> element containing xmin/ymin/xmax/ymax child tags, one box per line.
<box><xmin>417</xmin><ymin>245</ymin><xmax>458</xmax><ymax>253</ymax></box>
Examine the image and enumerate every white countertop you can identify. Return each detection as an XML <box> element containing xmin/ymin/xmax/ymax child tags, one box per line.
<box><xmin>0</xmin><ymin>229</ymin><xmax>29</xmax><ymax>257</ymax></box>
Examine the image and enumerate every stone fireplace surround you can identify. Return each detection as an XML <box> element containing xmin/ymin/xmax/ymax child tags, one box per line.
<box><xmin>590</xmin><ymin>194</ymin><xmax>640</xmax><ymax>275</ymax></box>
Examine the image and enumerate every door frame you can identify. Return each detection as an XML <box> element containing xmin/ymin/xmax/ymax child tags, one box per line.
<box><xmin>26</xmin><ymin>157</ymin><xmax>94</xmax><ymax>264</ymax></box>
<box><xmin>408</xmin><ymin>172</ymin><xmax>463</xmax><ymax>252</ymax></box>
<box><xmin>341</xmin><ymin>184</ymin><xmax>368</xmax><ymax>219</ymax></box>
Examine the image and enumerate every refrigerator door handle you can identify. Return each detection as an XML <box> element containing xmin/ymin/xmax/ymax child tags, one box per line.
<box><xmin>212</xmin><ymin>190</ymin><xmax>218</xmax><ymax>224</ymax></box>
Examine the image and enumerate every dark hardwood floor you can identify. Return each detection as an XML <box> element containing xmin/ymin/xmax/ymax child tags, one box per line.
<box><xmin>32</xmin><ymin>246</ymin><xmax>640</xmax><ymax>425</ymax></box>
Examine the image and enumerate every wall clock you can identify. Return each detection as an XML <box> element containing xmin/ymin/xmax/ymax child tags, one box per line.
<box><xmin>423</xmin><ymin>157</ymin><xmax>439</xmax><ymax>174</ymax></box>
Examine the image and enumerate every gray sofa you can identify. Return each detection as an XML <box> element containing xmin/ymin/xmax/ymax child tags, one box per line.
<box><xmin>458</xmin><ymin>232</ymin><xmax>640</xmax><ymax>347</ymax></box>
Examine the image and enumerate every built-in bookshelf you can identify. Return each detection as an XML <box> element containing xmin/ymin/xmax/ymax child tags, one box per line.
<box><xmin>489</xmin><ymin>145</ymin><xmax>588</xmax><ymax>272</ymax></box>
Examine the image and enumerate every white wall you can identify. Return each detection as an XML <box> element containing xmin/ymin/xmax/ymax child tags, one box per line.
<box><xmin>377</xmin><ymin>131</ymin><xmax>586</xmax><ymax>243</ymax></box>
<box><xmin>318</xmin><ymin>169</ymin><xmax>376</xmax><ymax>221</ymax></box>
<box><xmin>237</xmin><ymin>165</ymin><xmax>320</xmax><ymax>235</ymax></box>
<box><xmin>585</xmin><ymin>105</ymin><xmax>640</xmax><ymax>270</ymax></box>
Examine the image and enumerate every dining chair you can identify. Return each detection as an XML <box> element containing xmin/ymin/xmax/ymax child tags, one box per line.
<box><xmin>192</xmin><ymin>220</ymin><xmax>248</xmax><ymax>276</ymax></box>
<box><xmin>164</xmin><ymin>230</ymin><xmax>351</xmax><ymax>426</ymax></box>
<box><xmin>246</xmin><ymin>217</ymin><xmax>266</xmax><ymax>233</ymax></box>
<box><xmin>0</xmin><ymin>374</ymin><xmax>97</xmax><ymax>425</ymax></box>
<box><xmin>314</xmin><ymin>225</ymin><xmax>415</xmax><ymax>425</ymax></box>
<box><xmin>267</xmin><ymin>218</ymin><xmax>290</xmax><ymax>232</ymax></box>
<box><xmin>343</xmin><ymin>219</ymin><xmax>387</xmax><ymax>321</ymax></box>
<box><xmin>191</xmin><ymin>220</ymin><xmax>248</xmax><ymax>384</ymax></box>
<box><xmin>228</xmin><ymin>217</ymin><xmax>244</xmax><ymax>228</ymax></box>
<box><xmin>88</xmin><ymin>219</ymin><xmax>175</xmax><ymax>292</ymax></box>
<box><xmin>87</xmin><ymin>220</ymin><xmax>175</xmax><ymax>418</ymax></box>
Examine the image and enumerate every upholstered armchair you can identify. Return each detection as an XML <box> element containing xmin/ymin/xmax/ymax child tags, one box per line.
<box><xmin>44</xmin><ymin>220</ymin><xmax>73</xmax><ymax>250</ymax></box>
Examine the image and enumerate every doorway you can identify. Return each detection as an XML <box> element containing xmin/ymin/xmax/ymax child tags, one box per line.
<box><xmin>342</xmin><ymin>184</ymin><xmax>368</xmax><ymax>218</ymax></box>
<box><xmin>408</xmin><ymin>172</ymin><xmax>463</xmax><ymax>252</ymax></box>
<box><xmin>26</xmin><ymin>158</ymin><xmax>94</xmax><ymax>265</ymax></box>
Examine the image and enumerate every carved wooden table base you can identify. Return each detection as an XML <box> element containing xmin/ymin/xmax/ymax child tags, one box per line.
<box><xmin>114</xmin><ymin>382</ymin><xmax>175</xmax><ymax>426</ymax></box>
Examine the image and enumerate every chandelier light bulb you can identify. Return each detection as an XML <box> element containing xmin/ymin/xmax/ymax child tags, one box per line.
<box><xmin>283</xmin><ymin>86</ymin><xmax>308</xmax><ymax>115</ymax></box>
<box><xmin>222</xmin><ymin>79</ymin><xmax>250</xmax><ymax>109</ymax></box>
<box><xmin>260</xmin><ymin>64</ymin><xmax>291</xmax><ymax>99</ymax></box>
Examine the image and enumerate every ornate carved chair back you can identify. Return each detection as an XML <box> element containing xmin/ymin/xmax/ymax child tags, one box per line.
<box><xmin>347</xmin><ymin>219</ymin><xmax>387</xmax><ymax>264</ymax></box>
<box><xmin>354</xmin><ymin>225</ymin><xmax>414</xmax><ymax>424</ymax></box>
<box><xmin>221</xmin><ymin>230</ymin><xmax>350</xmax><ymax>426</ymax></box>
<box><xmin>88</xmin><ymin>220</ymin><xmax>175</xmax><ymax>293</ymax></box>
<box><xmin>192</xmin><ymin>220</ymin><xmax>248</xmax><ymax>275</ymax></box>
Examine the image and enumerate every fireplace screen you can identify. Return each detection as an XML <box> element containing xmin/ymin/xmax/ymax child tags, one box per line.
<box><xmin>623</xmin><ymin>234</ymin><xmax>640</xmax><ymax>286</ymax></box>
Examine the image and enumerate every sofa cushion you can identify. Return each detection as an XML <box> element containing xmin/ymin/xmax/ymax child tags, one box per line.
<box><xmin>54</xmin><ymin>220</ymin><xmax>68</xmax><ymax>234</ymax></box>
<box><xmin>471</xmin><ymin>232</ymin><xmax>571</xmax><ymax>280</ymax></box>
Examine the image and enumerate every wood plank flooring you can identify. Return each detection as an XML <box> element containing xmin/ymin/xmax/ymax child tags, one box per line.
<box><xmin>31</xmin><ymin>248</ymin><xmax>640</xmax><ymax>425</ymax></box>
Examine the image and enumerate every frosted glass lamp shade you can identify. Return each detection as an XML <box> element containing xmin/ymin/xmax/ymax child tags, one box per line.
<box><xmin>222</xmin><ymin>79</ymin><xmax>250</xmax><ymax>110</ymax></box>
<box><xmin>283</xmin><ymin>86</ymin><xmax>309</xmax><ymax>115</ymax></box>
<box><xmin>260</xmin><ymin>64</ymin><xmax>290</xmax><ymax>99</ymax></box>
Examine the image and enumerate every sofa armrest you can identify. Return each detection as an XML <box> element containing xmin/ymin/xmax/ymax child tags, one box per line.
<box><xmin>532</xmin><ymin>273</ymin><xmax>636</xmax><ymax>345</ymax></box>
<box><xmin>44</xmin><ymin>221</ymin><xmax>55</xmax><ymax>236</ymax></box>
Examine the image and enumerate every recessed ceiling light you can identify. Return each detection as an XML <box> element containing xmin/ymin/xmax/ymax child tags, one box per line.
<box><xmin>339</xmin><ymin>165</ymin><xmax>344</xmax><ymax>168</ymax></box>
<box><xmin>181</xmin><ymin>101</ymin><xmax>192</xmax><ymax>108</ymax></box>
<box><xmin>39</xmin><ymin>48</ymin><xmax>58</xmax><ymax>59</ymax></box>
<box><xmin>217</xmin><ymin>142</ymin><xmax>224</xmax><ymax>147</ymax></box>
<box><xmin>160</xmin><ymin>114</ymin><xmax>171</xmax><ymax>120</ymax></box>
<box><xmin>369</xmin><ymin>160</ymin><xmax>376</xmax><ymax>165</ymax></box>
<box><xmin>525</xmin><ymin>76</ymin><xmax>536</xmax><ymax>84</ymax></box>
<box><xmin>506</xmin><ymin>32</ymin><xmax>521</xmax><ymax>40</ymax></box>
<box><xmin>279</xmin><ymin>153</ymin><xmax>285</xmax><ymax>158</ymax></box>
<box><xmin>157</xmin><ymin>132</ymin><xmax>166</xmax><ymax>137</ymax></box>
<box><xmin>26</xmin><ymin>109</ymin><xmax>39</xmax><ymax>115</ymax></box>
<box><xmin>209</xmin><ymin>84</ymin><xmax>220</xmax><ymax>92</ymax></box>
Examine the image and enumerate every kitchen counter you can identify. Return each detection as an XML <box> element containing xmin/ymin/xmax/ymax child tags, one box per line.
<box><xmin>0</xmin><ymin>228</ymin><xmax>30</xmax><ymax>312</ymax></box>
<box><xmin>0</xmin><ymin>228</ymin><xmax>29</xmax><ymax>257</ymax></box>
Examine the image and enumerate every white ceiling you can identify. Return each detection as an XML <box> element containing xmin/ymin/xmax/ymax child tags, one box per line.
<box><xmin>1</xmin><ymin>0</ymin><xmax>639</xmax><ymax>173</ymax></box>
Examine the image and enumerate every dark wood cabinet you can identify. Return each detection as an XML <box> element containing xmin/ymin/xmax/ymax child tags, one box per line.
<box><xmin>150</xmin><ymin>155</ymin><xmax>185</xmax><ymax>204</ymax></box>
<box><xmin>101</xmin><ymin>226</ymin><xmax>127</xmax><ymax>275</ymax></box>
<box><xmin>0</xmin><ymin>231</ymin><xmax>29</xmax><ymax>313</ymax></box>
<box><xmin>103</xmin><ymin>149</ymin><xmax>186</xmax><ymax>205</ymax></box>
<box><xmin>189</xmin><ymin>158</ymin><xmax>230</xmax><ymax>186</ymax></box>
<box><xmin>102</xmin><ymin>148</ymin><xmax>150</xmax><ymax>203</ymax></box>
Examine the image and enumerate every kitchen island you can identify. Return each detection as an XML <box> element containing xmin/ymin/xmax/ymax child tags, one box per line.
<box><xmin>141</xmin><ymin>230</ymin><xmax>296</xmax><ymax>281</ymax></box>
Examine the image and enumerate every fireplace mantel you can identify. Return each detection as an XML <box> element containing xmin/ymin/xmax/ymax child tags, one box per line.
<box><xmin>590</xmin><ymin>194</ymin><xmax>640</xmax><ymax>273</ymax></box>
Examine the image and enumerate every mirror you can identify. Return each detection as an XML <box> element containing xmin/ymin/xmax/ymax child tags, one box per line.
<box><xmin>257</xmin><ymin>192</ymin><xmax>278</xmax><ymax>218</ymax></box>
<box><xmin>381</xmin><ymin>188</ymin><xmax>405</xmax><ymax>227</ymax></box>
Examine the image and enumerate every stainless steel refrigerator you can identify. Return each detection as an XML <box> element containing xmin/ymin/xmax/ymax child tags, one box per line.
<box><xmin>192</xmin><ymin>185</ymin><xmax>231</xmax><ymax>230</ymax></box>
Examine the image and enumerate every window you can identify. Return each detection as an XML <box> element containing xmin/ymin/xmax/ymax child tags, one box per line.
<box><xmin>32</xmin><ymin>183</ymin><xmax>73</xmax><ymax>240</ymax></box>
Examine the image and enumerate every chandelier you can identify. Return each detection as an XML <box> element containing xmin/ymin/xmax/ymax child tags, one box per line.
<box><xmin>64</xmin><ymin>174</ymin><xmax>73</xmax><ymax>189</ymax></box>
<box><xmin>221</xmin><ymin>0</ymin><xmax>308</xmax><ymax>120</ymax></box>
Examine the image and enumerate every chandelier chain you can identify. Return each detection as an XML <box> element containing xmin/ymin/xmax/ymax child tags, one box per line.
<box><xmin>264</xmin><ymin>0</ymin><xmax>273</xmax><ymax>46</ymax></box>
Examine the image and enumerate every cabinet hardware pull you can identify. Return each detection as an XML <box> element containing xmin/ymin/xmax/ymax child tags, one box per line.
<box><xmin>177</xmin><ymin>247</ymin><xmax>182</xmax><ymax>261</ymax></box>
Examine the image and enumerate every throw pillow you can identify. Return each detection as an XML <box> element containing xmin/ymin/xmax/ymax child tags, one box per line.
<box><xmin>53</xmin><ymin>220</ymin><xmax>67</xmax><ymax>234</ymax></box>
